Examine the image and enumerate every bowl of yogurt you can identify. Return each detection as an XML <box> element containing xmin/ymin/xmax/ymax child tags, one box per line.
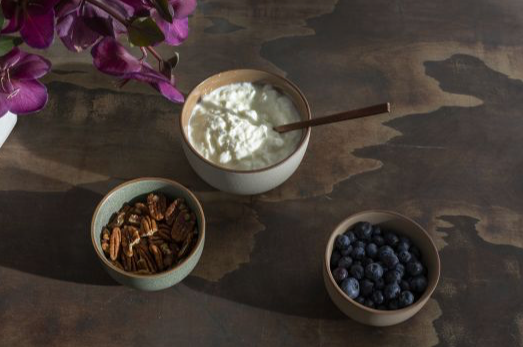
<box><xmin>179</xmin><ymin>69</ymin><xmax>311</xmax><ymax>195</ymax></box>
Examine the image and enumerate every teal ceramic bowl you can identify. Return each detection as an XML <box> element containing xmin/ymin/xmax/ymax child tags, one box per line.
<box><xmin>91</xmin><ymin>177</ymin><xmax>205</xmax><ymax>291</ymax></box>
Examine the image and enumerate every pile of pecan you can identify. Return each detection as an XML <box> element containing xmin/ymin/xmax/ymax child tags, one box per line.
<box><xmin>101</xmin><ymin>192</ymin><xmax>198</xmax><ymax>275</ymax></box>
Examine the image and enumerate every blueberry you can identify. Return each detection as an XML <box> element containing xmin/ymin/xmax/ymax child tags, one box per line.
<box><xmin>384</xmin><ymin>270</ymin><xmax>402</xmax><ymax>284</ymax></box>
<box><xmin>410</xmin><ymin>275</ymin><xmax>428</xmax><ymax>293</ymax></box>
<box><xmin>360</xmin><ymin>279</ymin><xmax>375</xmax><ymax>297</ymax></box>
<box><xmin>332</xmin><ymin>267</ymin><xmax>348</xmax><ymax>283</ymax></box>
<box><xmin>384</xmin><ymin>283</ymin><xmax>401</xmax><ymax>300</ymax></box>
<box><xmin>330</xmin><ymin>250</ymin><xmax>341</xmax><ymax>268</ymax></box>
<box><xmin>384</xmin><ymin>231</ymin><xmax>399</xmax><ymax>247</ymax></box>
<box><xmin>406</xmin><ymin>260</ymin><xmax>424</xmax><ymax>276</ymax></box>
<box><xmin>349</xmin><ymin>264</ymin><xmax>365</xmax><ymax>280</ymax></box>
<box><xmin>340</xmin><ymin>245</ymin><xmax>353</xmax><ymax>256</ymax></box>
<box><xmin>366</xmin><ymin>243</ymin><xmax>378</xmax><ymax>259</ymax></box>
<box><xmin>371</xmin><ymin>290</ymin><xmax>384</xmax><ymax>305</ymax></box>
<box><xmin>364</xmin><ymin>299</ymin><xmax>375</xmax><ymax>308</ymax></box>
<box><xmin>362</xmin><ymin>257</ymin><xmax>373</xmax><ymax>267</ymax></box>
<box><xmin>354</xmin><ymin>240</ymin><xmax>366</xmax><ymax>249</ymax></box>
<box><xmin>378</xmin><ymin>245</ymin><xmax>394</xmax><ymax>259</ymax></box>
<box><xmin>344</xmin><ymin>230</ymin><xmax>357</xmax><ymax>244</ymax></box>
<box><xmin>355</xmin><ymin>296</ymin><xmax>365</xmax><ymax>305</ymax></box>
<box><xmin>399</xmin><ymin>291</ymin><xmax>415</xmax><ymax>308</ymax></box>
<box><xmin>372</xmin><ymin>235</ymin><xmax>385</xmax><ymax>247</ymax></box>
<box><xmin>372</xmin><ymin>226</ymin><xmax>382</xmax><ymax>236</ymax></box>
<box><xmin>341</xmin><ymin>277</ymin><xmax>360</xmax><ymax>299</ymax></box>
<box><xmin>351</xmin><ymin>246</ymin><xmax>366</xmax><ymax>260</ymax></box>
<box><xmin>410</xmin><ymin>246</ymin><xmax>421</xmax><ymax>259</ymax></box>
<box><xmin>374</xmin><ymin>277</ymin><xmax>385</xmax><ymax>290</ymax></box>
<box><xmin>377</xmin><ymin>305</ymin><xmax>387</xmax><ymax>310</ymax></box>
<box><xmin>335</xmin><ymin>234</ymin><xmax>351</xmax><ymax>250</ymax></box>
<box><xmin>395</xmin><ymin>263</ymin><xmax>406</xmax><ymax>277</ymax></box>
<box><xmin>398</xmin><ymin>250</ymin><xmax>412</xmax><ymax>264</ymax></box>
<box><xmin>365</xmin><ymin>262</ymin><xmax>384</xmax><ymax>282</ymax></box>
<box><xmin>337</xmin><ymin>256</ymin><xmax>353</xmax><ymax>269</ymax></box>
<box><xmin>387</xmin><ymin>299</ymin><xmax>399</xmax><ymax>310</ymax></box>
<box><xmin>382</xmin><ymin>253</ymin><xmax>399</xmax><ymax>268</ymax></box>
<box><xmin>396</xmin><ymin>241</ymin><xmax>410</xmax><ymax>252</ymax></box>
<box><xmin>354</xmin><ymin>222</ymin><xmax>372</xmax><ymax>240</ymax></box>
<box><xmin>353</xmin><ymin>260</ymin><xmax>362</xmax><ymax>266</ymax></box>
<box><xmin>400</xmin><ymin>280</ymin><xmax>410</xmax><ymax>292</ymax></box>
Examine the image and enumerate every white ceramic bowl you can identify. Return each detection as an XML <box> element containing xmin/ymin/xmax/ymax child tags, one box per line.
<box><xmin>179</xmin><ymin>69</ymin><xmax>312</xmax><ymax>195</ymax></box>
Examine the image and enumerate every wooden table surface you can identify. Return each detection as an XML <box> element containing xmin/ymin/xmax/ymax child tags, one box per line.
<box><xmin>1</xmin><ymin>0</ymin><xmax>523</xmax><ymax>346</ymax></box>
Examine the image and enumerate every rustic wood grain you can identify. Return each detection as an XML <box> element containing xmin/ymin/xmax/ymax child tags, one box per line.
<box><xmin>1</xmin><ymin>0</ymin><xmax>523</xmax><ymax>346</ymax></box>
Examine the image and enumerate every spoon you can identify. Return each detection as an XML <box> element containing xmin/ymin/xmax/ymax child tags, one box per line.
<box><xmin>273</xmin><ymin>102</ymin><xmax>391</xmax><ymax>133</ymax></box>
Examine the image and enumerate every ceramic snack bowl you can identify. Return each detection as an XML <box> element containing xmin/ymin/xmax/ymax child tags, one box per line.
<box><xmin>323</xmin><ymin>210</ymin><xmax>440</xmax><ymax>326</ymax></box>
<box><xmin>179</xmin><ymin>69</ymin><xmax>312</xmax><ymax>195</ymax></box>
<box><xmin>91</xmin><ymin>177</ymin><xmax>205</xmax><ymax>291</ymax></box>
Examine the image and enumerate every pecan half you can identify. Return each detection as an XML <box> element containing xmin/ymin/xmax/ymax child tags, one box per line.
<box><xmin>138</xmin><ymin>248</ymin><xmax>157</xmax><ymax>273</ymax></box>
<box><xmin>109</xmin><ymin>211</ymin><xmax>126</xmax><ymax>229</ymax></box>
<box><xmin>147</xmin><ymin>193</ymin><xmax>167</xmax><ymax>221</ymax></box>
<box><xmin>121</xmin><ymin>227</ymin><xmax>133</xmax><ymax>257</ymax></box>
<box><xmin>163</xmin><ymin>254</ymin><xmax>174</xmax><ymax>268</ymax></box>
<box><xmin>128</xmin><ymin>226</ymin><xmax>141</xmax><ymax>247</ymax></box>
<box><xmin>165</xmin><ymin>198</ymin><xmax>185</xmax><ymax>226</ymax></box>
<box><xmin>127</xmin><ymin>213</ymin><xmax>141</xmax><ymax>226</ymax></box>
<box><xmin>140</xmin><ymin>215</ymin><xmax>158</xmax><ymax>237</ymax></box>
<box><xmin>134</xmin><ymin>202</ymin><xmax>149</xmax><ymax>215</ymax></box>
<box><xmin>102</xmin><ymin>241</ymin><xmax>110</xmax><ymax>254</ymax></box>
<box><xmin>171</xmin><ymin>211</ymin><xmax>196</xmax><ymax>243</ymax></box>
<box><xmin>109</xmin><ymin>227</ymin><xmax>121</xmax><ymax>261</ymax></box>
<box><xmin>178</xmin><ymin>230</ymin><xmax>194</xmax><ymax>259</ymax></box>
<box><xmin>149</xmin><ymin>244</ymin><xmax>164</xmax><ymax>271</ymax></box>
<box><xmin>159</xmin><ymin>243</ymin><xmax>172</xmax><ymax>256</ymax></box>
<box><xmin>102</xmin><ymin>228</ymin><xmax>110</xmax><ymax>241</ymax></box>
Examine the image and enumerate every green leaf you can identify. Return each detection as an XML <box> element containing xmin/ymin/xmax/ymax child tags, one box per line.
<box><xmin>152</xmin><ymin>0</ymin><xmax>173</xmax><ymax>23</ymax></box>
<box><xmin>160</xmin><ymin>52</ymin><xmax>179</xmax><ymax>80</ymax></box>
<box><xmin>0</xmin><ymin>36</ymin><xmax>23</xmax><ymax>56</ymax></box>
<box><xmin>128</xmin><ymin>17</ymin><xmax>165</xmax><ymax>47</ymax></box>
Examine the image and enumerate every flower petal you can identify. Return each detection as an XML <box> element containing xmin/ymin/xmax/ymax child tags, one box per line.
<box><xmin>5</xmin><ymin>80</ymin><xmax>48</xmax><ymax>115</ymax></box>
<box><xmin>152</xmin><ymin>11</ymin><xmax>188</xmax><ymax>46</ymax></box>
<box><xmin>56</xmin><ymin>0</ymin><xmax>81</xmax><ymax>17</ymax></box>
<box><xmin>20</xmin><ymin>8</ymin><xmax>55</xmax><ymax>48</ymax></box>
<box><xmin>1</xmin><ymin>0</ymin><xmax>17</xmax><ymax>18</ymax></box>
<box><xmin>171</xmin><ymin>0</ymin><xmax>196</xmax><ymax>19</ymax></box>
<box><xmin>0</xmin><ymin>48</ymin><xmax>21</xmax><ymax>70</ymax></box>
<box><xmin>26</xmin><ymin>0</ymin><xmax>62</xmax><ymax>16</ymax></box>
<box><xmin>91</xmin><ymin>37</ymin><xmax>142</xmax><ymax>76</ymax></box>
<box><xmin>152</xmin><ymin>80</ymin><xmax>184</xmax><ymax>103</ymax></box>
<box><xmin>57</xmin><ymin>13</ymin><xmax>105</xmax><ymax>52</ymax></box>
<box><xmin>1</xmin><ymin>11</ymin><xmax>23</xmax><ymax>34</ymax></box>
<box><xmin>10</xmin><ymin>51</ymin><xmax>51</xmax><ymax>80</ymax></box>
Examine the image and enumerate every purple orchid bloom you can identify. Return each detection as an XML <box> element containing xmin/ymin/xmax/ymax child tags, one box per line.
<box><xmin>121</xmin><ymin>0</ymin><xmax>196</xmax><ymax>45</ymax></box>
<box><xmin>91</xmin><ymin>37</ymin><xmax>184</xmax><ymax>102</ymax></box>
<box><xmin>56</xmin><ymin>0</ymin><xmax>132</xmax><ymax>52</ymax></box>
<box><xmin>1</xmin><ymin>0</ymin><xmax>61</xmax><ymax>49</ymax></box>
<box><xmin>0</xmin><ymin>48</ymin><xmax>51</xmax><ymax>117</ymax></box>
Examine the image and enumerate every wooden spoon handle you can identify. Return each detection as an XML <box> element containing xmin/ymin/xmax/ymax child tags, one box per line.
<box><xmin>274</xmin><ymin>102</ymin><xmax>391</xmax><ymax>133</ymax></box>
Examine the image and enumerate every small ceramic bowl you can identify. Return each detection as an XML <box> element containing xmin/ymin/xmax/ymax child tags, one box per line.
<box><xmin>324</xmin><ymin>210</ymin><xmax>440</xmax><ymax>326</ymax></box>
<box><xmin>91</xmin><ymin>178</ymin><xmax>205</xmax><ymax>291</ymax></box>
<box><xmin>179</xmin><ymin>69</ymin><xmax>312</xmax><ymax>195</ymax></box>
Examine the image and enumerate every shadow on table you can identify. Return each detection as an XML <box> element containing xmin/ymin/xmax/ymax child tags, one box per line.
<box><xmin>0</xmin><ymin>176</ymin><xmax>119</xmax><ymax>286</ymax></box>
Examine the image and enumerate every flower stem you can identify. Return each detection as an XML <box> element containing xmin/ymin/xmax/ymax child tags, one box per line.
<box><xmin>84</xmin><ymin>0</ymin><xmax>165</xmax><ymax>65</ymax></box>
<box><xmin>84</xmin><ymin>0</ymin><xmax>128</xmax><ymax>26</ymax></box>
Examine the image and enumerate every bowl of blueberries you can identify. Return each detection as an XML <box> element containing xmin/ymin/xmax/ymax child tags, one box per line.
<box><xmin>323</xmin><ymin>210</ymin><xmax>440</xmax><ymax>326</ymax></box>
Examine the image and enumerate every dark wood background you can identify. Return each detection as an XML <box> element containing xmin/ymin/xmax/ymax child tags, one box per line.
<box><xmin>1</xmin><ymin>0</ymin><xmax>523</xmax><ymax>345</ymax></box>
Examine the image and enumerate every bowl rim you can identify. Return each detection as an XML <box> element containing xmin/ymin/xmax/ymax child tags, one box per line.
<box><xmin>179</xmin><ymin>68</ymin><xmax>312</xmax><ymax>174</ymax></box>
<box><xmin>324</xmin><ymin>209</ymin><xmax>440</xmax><ymax>315</ymax></box>
<box><xmin>91</xmin><ymin>177</ymin><xmax>206</xmax><ymax>279</ymax></box>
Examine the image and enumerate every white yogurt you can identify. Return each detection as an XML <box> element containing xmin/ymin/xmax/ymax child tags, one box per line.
<box><xmin>188</xmin><ymin>82</ymin><xmax>302</xmax><ymax>170</ymax></box>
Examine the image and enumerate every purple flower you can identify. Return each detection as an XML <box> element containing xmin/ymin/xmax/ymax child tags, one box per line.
<box><xmin>121</xmin><ymin>0</ymin><xmax>196</xmax><ymax>45</ymax></box>
<box><xmin>91</xmin><ymin>37</ymin><xmax>183</xmax><ymax>102</ymax></box>
<box><xmin>0</xmin><ymin>48</ymin><xmax>51</xmax><ymax>117</ymax></box>
<box><xmin>1</xmin><ymin>0</ymin><xmax>61</xmax><ymax>49</ymax></box>
<box><xmin>56</xmin><ymin>0</ymin><xmax>132</xmax><ymax>52</ymax></box>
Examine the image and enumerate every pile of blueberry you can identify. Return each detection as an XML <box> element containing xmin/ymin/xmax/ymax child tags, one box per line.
<box><xmin>330</xmin><ymin>221</ymin><xmax>428</xmax><ymax>310</ymax></box>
